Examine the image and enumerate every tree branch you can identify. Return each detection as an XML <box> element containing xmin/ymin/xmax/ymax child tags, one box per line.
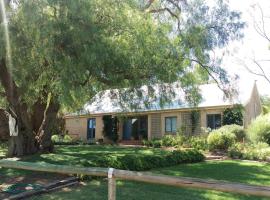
<box><xmin>189</xmin><ymin>59</ymin><xmax>230</xmax><ymax>97</ymax></box>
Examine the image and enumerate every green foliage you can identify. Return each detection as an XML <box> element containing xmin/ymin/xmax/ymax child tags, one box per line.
<box><xmin>85</xmin><ymin>149</ymin><xmax>204</xmax><ymax>171</ymax></box>
<box><xmin>207</xmin><ymin>130</ymin><xmax>236</xmax><ymax>151</ymax></box>
<box><xmin>191</xmin><ymin>110</ymin><xmax>200</xmax><ymax>134</ymax></box>
<box><xmin>143</xmin><ymin>138</ymin><xmax>163</xmax><ymax>148</ymax></box>
<box><xmin>247</xmin><ymin>114</ymin><xmax>270</xmax><ymax>145</ymax></box>
<box><xmin>261</xmin><ymin>96</ymin><xmax>270</xmax><ymax>114</ymax></box>
<box><xmin>184</xmin><ymin>136</ymin><xmax>208</xmax><ymax>151</ymax></box>
<box><xmin>218</xmin><ymin>124</ymin><xmax>245</xmax><ymax>142</ymax></box>
<box><xmin>51</xmin><ymin>134</ymin><xmax>74</xmax><ymax>144</ymax></box>
<box><xmin>223</xmin><ymin>105</ymin><xmax>244</xmax><ymax>126</ymax></box>
<box><xmin>160</xmin><ymin>135</ymin><xmax>176</xmax><ymax>147</ymax></box>
<box><xmin>228</xmin><ymin>142</ymin><xmax>270</xmax><ymax>161</ymax></box>
<box><xmin>102</xmin><ymin>115</ymin><xmax>118</xmax><ymax>142</ymax></box>
<box><xmin>144</xmin><ymin>134</ymin><xmax>207</xmax><ymax>151</ymax></box>
<box><xmin>0</xmin><ymin>0</ymin><xmax>245</xmax><ymax>114</ymax></box>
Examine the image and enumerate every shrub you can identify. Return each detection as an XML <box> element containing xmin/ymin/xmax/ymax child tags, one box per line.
<box><xmin>228</xmin><ymin>142</ymin><xmax>270</xmax><ymax>161</ymax></box>
<box><xmin>184</xmin><ymin>136</ymin><xmax>208</xmax><ymax>151</ymax></box>
<box><xmin>51</xmin><ymin>135</ymin><xmax>61</xmax><ymax>143</ymax></box>
<box><xmin>103</xmin><ymin>115</ymin><xmax>118</xmax><ymax>142</ymax></box>
<box><xmin>63</xmin><ymin>135</ymin><xmax>73</xmax><ymax>143</ymax></box>
<box><xmin>162</xmin><ymin>135</ymin><xmax>177</xmax><ymax>147</ymax></box>
<box><xmin>143</xmin><ymin>138</ymin><xmax>162</xmax><ymax>148</ymax></box>
<box><xmin>89</xmin><ymin>149</ymin><xmax>204</xmax><ymax>171</ymax></box>
<box><xmin>207</xmin><ymin>130</ymin><xmax>236</xmax><ymax>151</ymax></box>
<box><xmin>219</xmin><ymin>124</ymin><xmax>245</xmax><ymax>142</ymax></box>
<box><xmin>227</xmin><ymin>142</ymin><xmax>244</xmax><ymax>158</ymax></box>
<box><xmin>223</xmin><ymin>105</ymin><xmax>243</xmax><ymax>126</ymax></box>
<box><xmin>51</xmin><ymin>134</ymin><xmax>76</xmax><ymax>145</ymax></box>
<box><xmin>247</xmin><ymin>114</ymin><xmax>270</xmax><ymax>145</ymax></box>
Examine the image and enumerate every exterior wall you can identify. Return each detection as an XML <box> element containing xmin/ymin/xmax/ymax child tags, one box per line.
<box><xmin>160</xmin><ymin>112</ymin><xmax>182</xmax><ymax>136</ymax></box>
<box><xmin>95</xmin><ymin>116</ymin><xmax>104</xmax><ymax>140</ymax></box>
<box><xmin>65</xmin><ymin>116</ymin><xmax>104</xmax><ymax>141</ymax></box>
<box><xmin>150</xmin><ymin>113</ymin><xmax>162</xmax><ymax>139</ymax></box>
<box><xmin>200</xmin><ymin>108</ymin><xmax>224</xmax><ymax>129</ymax></box>
<box><xmin>243</xmin><ymin>83</ymin><xmax>262</xmax><ymax>128</ymax></box>
<box><xmin>65</xmin><ymin>107</ymin><xmax>227</xmax><ymax>141</ymax></box>
<box><xmin>181</xmin><ymin>111</ymin><xmax>201</xmax><ymax>135</ymax></box>
<box><xmin>65</xmin><ymin>117</ymin><xmax>88</xmax><ymax>140</ymax></box>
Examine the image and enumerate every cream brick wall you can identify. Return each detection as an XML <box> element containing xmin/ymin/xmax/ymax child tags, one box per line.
<box><xmin>65</xmin><ymin>116</ymin><xmax>104</xmax><ymax>141</ymax></box>
<box><xmin>160</xmin><ymin>112</ymin><xmax>182</xmax><ymax>136</ymax></box>
<box><xmin>200</xmin><ymin>109</ymin><xmax>224</xmax><ymax>129</ymax></box>
<box><xmin>65</xmin><ymin>117</ymin><xmax>87</xmax><ymax>140</ymax></box>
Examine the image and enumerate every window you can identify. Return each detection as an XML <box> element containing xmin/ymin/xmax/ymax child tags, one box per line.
<box><xmin>165</xmin><ymin>117</ymin><xmax>177</xmax><ymax>133</ymax></box>
<box><xmin>207</xmin><ymin>114</ymin><xmax>221</xmax><ymax>129</ymax></box>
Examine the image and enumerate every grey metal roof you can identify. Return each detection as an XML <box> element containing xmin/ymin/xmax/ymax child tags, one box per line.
<box><xmin>68</xmin><ymin>83</ymin><xmax>253</xmax><ymax>116</ymax></box>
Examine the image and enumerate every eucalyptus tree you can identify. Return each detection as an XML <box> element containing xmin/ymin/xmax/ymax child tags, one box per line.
<box><xmin>0</xmin><ymin>0</ymin><xmax>244</xmax><ymax>156</ymax></box>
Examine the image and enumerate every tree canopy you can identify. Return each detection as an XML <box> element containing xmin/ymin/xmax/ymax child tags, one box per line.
<box><xmin>0</xmin><ymin>0</ymin><xmax>244</xmax><ymax>156</ymax></box>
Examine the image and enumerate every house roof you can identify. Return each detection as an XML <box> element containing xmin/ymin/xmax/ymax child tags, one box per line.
<box><xmin>67</xmin><ymin>82</ymin><xmax>255</xmax><ymax>116</ymax></box>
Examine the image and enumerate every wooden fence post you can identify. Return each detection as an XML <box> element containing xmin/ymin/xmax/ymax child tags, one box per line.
<box><xmin>108</xmin><ymin>168</ymin><xmax>116</xmax><ymax>200</ymax></box>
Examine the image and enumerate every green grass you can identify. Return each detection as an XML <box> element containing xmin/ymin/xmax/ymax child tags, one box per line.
<box><xmin>0</xmin><ymin>142</ymin><xmax>7</xmax><ymax>158</ymax></box>
<box><xmin>153</xmin><ymin>160</ymin><xmax>270</xmax><ymax>186</ymax></box>
<box><xmin>0</xmin><ymin>145</ymin><xmax>169</xmax><ymax>184</ymax></box>
<box><xmin>30</xmin><ymin>179</ymin><xmax>270</xmax><ymax>200</ymax></box>
<box><xmin>1</xmin><ymin>145</ymin><xmax>270</xmax><ymax>199</ymax></box>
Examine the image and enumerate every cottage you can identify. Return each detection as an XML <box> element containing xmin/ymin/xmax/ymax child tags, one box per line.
<box><xmin>64</xmin><ymin>82</ymin><xmax>261</xmax><ymax>143</ymax></box>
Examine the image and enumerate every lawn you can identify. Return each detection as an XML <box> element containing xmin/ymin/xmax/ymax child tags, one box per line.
<box><xmin>1</xmin><ymin>145</ymin><xmax>270</xmax><ymax>199</ymax></box>
<box><xmin>29</xmin><ymin>160</ymin><xmax>270</xmax><ymax>200</ymax></box>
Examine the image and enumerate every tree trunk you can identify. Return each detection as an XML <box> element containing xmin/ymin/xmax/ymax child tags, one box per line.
<box><xmin>0</xmin><ymin>58</ymin><xmax>59</xmax><ymax>157</ymax></box>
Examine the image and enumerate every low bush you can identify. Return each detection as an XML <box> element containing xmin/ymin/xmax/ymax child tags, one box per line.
<box><xmin>228</xmin><ymin>142</ymin><xmax>270</xmax><ymax>161</ymax></box>
<box><xmin>207</xmin><ymin>130</ymin><xmax>236</xmax><ymax>151</ymax></box>
<box><xmin>82</xmin><ymin>149</ymin><xmax>204</xmax><ymax>171</ymax></box>
<box><xmin>184</xmin><ymin>136</ymin><xmax>208</xmax><ymax>151</ymax></box>
<box><xmin>143</xmin><ymin>138</ymin><xmax>162</xmax><ymax>148</ymax></box>
<box><xmin>247</xmin><ymin>114</ymin><xmax>270</xmax><ymax>145</ymax></box>
<box><xmin>161</xmin><ymin>135</ymin><xmax>177</xmax><ymax>147</ymax></box>
<box><xmin>218</xmin><ymin>125</ymin><xmax>245</xmax><ymax>142</ymax></box>
<box><xmin>51</xmin><ymin>134</ymin><xmax>77</xmax><ymax>145</ymax></box>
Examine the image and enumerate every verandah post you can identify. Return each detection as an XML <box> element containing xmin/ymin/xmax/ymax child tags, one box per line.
<box><xmin>108</xmin><ymin>168</ymin><xmax>116</xmax><ymax>200</ymax></box>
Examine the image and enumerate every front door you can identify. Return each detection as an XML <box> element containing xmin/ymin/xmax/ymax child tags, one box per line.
<box><xmin>123</xmin><ymin>119</ymin><xmax>132</xmax><ymax>140</ymax></box>
<box><xmin>87</xmin><ymin>118</ymin><xmax>96</xmax><ymax>140</ymax></box>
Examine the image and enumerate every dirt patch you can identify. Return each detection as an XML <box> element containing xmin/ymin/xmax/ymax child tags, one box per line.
<box><xmin>0</xmin><ymin>172</ymin><xmax>71</xmax><ymax>199</ymax></box>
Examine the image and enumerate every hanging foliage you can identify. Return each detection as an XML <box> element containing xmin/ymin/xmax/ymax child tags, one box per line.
<box><xmin>223</xmin><ymin>105</ymin><xmax>244</xmax><ymax>126</ymax></box>
<box><xmin>102</xmin><ymin>115</ymin><xmax>118</xmax><ymax>142</ymax></box>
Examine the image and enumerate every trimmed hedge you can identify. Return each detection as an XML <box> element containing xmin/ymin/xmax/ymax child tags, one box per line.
<box><xmin>80</xmin><ymin>149</ymin><xmax>204</xmax><ymax>171</ymax></box>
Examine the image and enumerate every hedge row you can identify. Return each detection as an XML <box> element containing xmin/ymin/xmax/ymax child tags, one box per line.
<box><xmin>80</xmin><ymin>149</ymin><xmax>204</xmax><ymax>171</ymax></box>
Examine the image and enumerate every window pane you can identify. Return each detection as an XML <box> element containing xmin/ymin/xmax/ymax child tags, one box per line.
<box><xmin>214</xmin><ymin>114</ymin><xmax>221</xmax><ymax>128</ymax></box>
<box><xmin>207</xmin><ymin>115</ymin><xmax>214</xmax><ymax>129</ymax></box>
<box><xmin>165</xmin><ymin>118</ymin><xmax>171</xmax><ymax>132</ymax></box>
<box><xmin>171</xmin><ymin>117</ymin><xmax>177</xmax><ymax>133</ymax></box>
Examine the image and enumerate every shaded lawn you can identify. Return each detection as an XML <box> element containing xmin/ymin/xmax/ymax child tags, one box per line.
<box><xmin>0</xmin><ymin>145</ymin><xmax>168</xmax><ymax>184</ymax></box>
<box><xmin>1</xmin><ymin>145</ymin><xmax>270</xmax><ymax>199</ymax></box>
<box><xmin>30</xmin><ymin>179</ymin><xmax>270</xmax><ymax>200</ymax></box>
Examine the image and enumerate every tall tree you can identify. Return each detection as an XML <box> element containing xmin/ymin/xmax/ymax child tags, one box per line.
<box><xmin>0</xmin><ymin>0</ymin><xmax>244</xmax><ymax>156</ymax></box>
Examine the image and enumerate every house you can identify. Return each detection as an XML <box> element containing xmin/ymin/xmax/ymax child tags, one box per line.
<box><xmin>64</xmin><ymin>82</ymin><xmax>262</xmax><ymax>142</ymax></box>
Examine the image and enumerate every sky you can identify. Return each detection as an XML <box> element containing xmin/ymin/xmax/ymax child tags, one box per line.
<box><xmin>223</xmin><ymin>0</ymin><xmax>270</xmax><ymax>97</ymax></box>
